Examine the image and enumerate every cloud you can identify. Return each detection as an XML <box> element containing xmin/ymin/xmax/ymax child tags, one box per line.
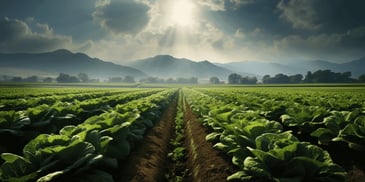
<box><xmin>277</xmin><ymin>0</ymin><xmax>365</xmax><ymax>32</ymax></box>
<box><xmin>0</xmin><ymin>17</ymin><xmax>72</xmax><ymax>53</ymax></box>
<box><xmin>273</xmin><ymin>26</ymin><xmax>365</xmax><ymax>61</ymax></box>
<box><xmin>197</xmin><ymin>0</ymin><xmax>256</xmax><ymax>11</ymax></box>
<box><xmin>198</xmin><ymin>0</ymin><xmax>226</xmax><ymax>11</ymax></box>
<box><xmin>93</xmin><ymin>0</ymin><xmax>150</xmax><ymax>35</ymax></box>
<box><xmin>277</xmin><ymin>0</ymin><xmax>321</xmax><ymax>30</ymax></box>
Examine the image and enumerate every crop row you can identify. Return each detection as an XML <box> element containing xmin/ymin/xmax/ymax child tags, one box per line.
<box><xmin>0</xmin><ymin>89</ymin><xmax>164</xmax><ymax>155</ymax></box>
<box><xmin>196</xmin><ymin>88</ymin><xmax>365</xmax><ymax>152</ymax></box>
<box><xmin>0</xmin><ymin>87</ymin><xmax>120</xmax><ymax>100</ymax></box>
<box><xmin>0</xmin><ymin>89</ymin><xmax>143</xmax><ymax>111</ymax></box>
<box><xmin>0</xmin><ymin>88</ymin><xmax>177</xmax><ymax>181</ymax></box>
<box><xmin>183</xmin><ymin>88</ymin><xmax>347</xmax><ymax>181</ymax></box>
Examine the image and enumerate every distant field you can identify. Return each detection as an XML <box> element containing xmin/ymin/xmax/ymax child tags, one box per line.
<box><xmin>0</xmin><ymin>83</ymin><xmax>364</xmax><ymax>181</ymax></box>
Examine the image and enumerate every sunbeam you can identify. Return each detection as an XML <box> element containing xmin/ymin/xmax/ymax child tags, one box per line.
<box><xmin>168</xmin><ymin>0</ymin><xmax>196</xmax><ymax>27</ymax></box>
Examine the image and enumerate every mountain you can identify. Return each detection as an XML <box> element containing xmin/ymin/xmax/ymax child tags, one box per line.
<box><xmin>341</xmin><ymin>57</ymin><xmax>365</xmax><ymax>77</ymax></box>
<box><xmin>218</xmin><ymin>57</ymin><xmax>365</xmax><ymax>78</ymax></box>
<box><xmin>0</xmin><ymin>49</ymin><xmax>146</xmax><ymax>78</ymax></box>
<box><xmin>216</xmin><ymin>61</ymin><xmax>302</xmax><ymax>77</ymax></box>
<box><xmin>127</xmin><ymin>55</ymin><xmax>234</xmax><ymax>80</ymax></box>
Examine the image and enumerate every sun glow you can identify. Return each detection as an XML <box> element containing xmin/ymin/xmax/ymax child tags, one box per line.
<box><xmin>169</xmin><ymin>0</ymin><xmax>196</xmax><ymax>27</ymax></box>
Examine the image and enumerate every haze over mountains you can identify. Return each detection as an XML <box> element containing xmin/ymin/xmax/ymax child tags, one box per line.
<box><xmin>218</xmin><ymin>57</ymin><xmax>365</xmax><ymax>78</ymax></box>
<box><xmin>0</xmin><ymin>49</ymin><xmax>146</xmax><ymax>78</ymax></box>
<box><xmin>127</xmin><ymin>55</ymin><xmax>233</xmax><ymax>79</ymax></box>
<box><xmin>0</xmin><ymin>49</ymin><xmax>364</xmax><ymax>80</ymax></box>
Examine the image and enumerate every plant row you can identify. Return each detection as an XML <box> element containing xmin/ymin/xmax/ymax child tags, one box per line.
<box><xmin>0</xmin><ymin>89</ymin><xmax>140</xmax><ymax>111</ymax></box>
<box><xmin>0</xmin><ymin>89</ymin><xmax>177</xmax><ymax>182</ymax></box>
<box><xmin>166</xmin><ymin>89</ymin><xmax>187</xmax><ymax>181</ymax></box>
<box><xmin>0</xmin><ymin>89</ymin><xmax>163</xmax><ymax>154</ymax></box>
<box><xmin>0</xmin><ymin>87</ymin><xmax>115</xmax><ymax>100</ymax></box>
<box><xmin>183</xmin><ymin>88</ymin><xmax>346</xmax><ymax>181</ymax></box>
<box><xmin>196</xmin><ymin>88</ymin><xmax>365</xmax><ymax>152</ymax></box>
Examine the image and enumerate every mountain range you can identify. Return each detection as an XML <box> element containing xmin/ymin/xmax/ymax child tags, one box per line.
<box><xmin>217</xmin><ymin>57</ymin><xmax>365</xmax><ymax>78</ymax></box>
<box><xmin>0</xmin><ymin>49</ymin><xmax>364</xmax><ymax>81</ymax></box>
<box><xmin>127</xmin><ymin>55</ymin><xmax>233</xmax><ymax>80</ymax></box>
<box><xmin>0</xmin><ymin>49</ymin><xmax>146</xmax><ymax>78</ymax></box>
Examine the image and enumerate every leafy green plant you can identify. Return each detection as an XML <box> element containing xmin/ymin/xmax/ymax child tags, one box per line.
<box><xmin>0</xmin><ymin>110</ymin><xmax>30</xmax><ymax>135</ymax></box>
<box><xmin>310</xmin><ymin>110</ymin><xmax>359</xmax><ymax>145</ymax></box>
<box><xmin>280</xmin><ymin>105</ymin><xmax>329</xmax><ymax>133</ymax></box>
<box><xmin>228</xmin><ymin>132</ymin><xmax>346</xmax><ymax>181</ymax></box>
<box><xmin>333</xmin><ymin>116</ymin><xmax>365</xmax><ymax>151</ymax></box>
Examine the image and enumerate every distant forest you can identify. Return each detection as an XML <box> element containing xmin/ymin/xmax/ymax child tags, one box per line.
<box><xmin>1</xmin><ymin>69</ymin><xmax>365</xmax><ymax>84</ymax></box>
<box><xmin>0</xmin><ymin>73</ymin><xmax>199</xmax><ymax>84</ymax></box>
<box><xmin>225</xmin><ymin>70</ymin><xmax>365</xmax><ymax>84</ymax></box>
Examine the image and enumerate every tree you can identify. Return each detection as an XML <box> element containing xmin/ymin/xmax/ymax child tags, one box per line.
<box><xmin>272</xmin><ymin>73</ymin><xmax>290</xmax><ymax>83</ymax></box>
<box><xmin>43</xmin><ymin>77</ymin><xmax>53</xmax><ymax>83</ymax></box>
<box><xmin>359</xmin><ymin>74</ymin><xmax>365</xmax><ymax>83</ymax></box>
<box><xmin>228</xmin><ymin>73</ymin><xmax>242</xmax><ymax>84</ymax></box>
<box><xmin>240</xmin><ymin>76</ymin><xmax>257</xmax><ymax>84</ymax></box>
<box><xmin>262</xmin><ymin>75</ymin><xmax>271</xmax><ymax>84</ymax></box>
<box><xmin>56</xmin><ymin>73</ymin><xmax>80</xmax><ymax>83</ymax></box>
<box><xmin>11</xmin><ymin>77</ymin><xmax>22</xmax><ymax>82</ymax></box>
<box><xmin>78</xmin><ymin>73</ymin><xmax>89</xmax><ymax>83</ymax></box>
<box><xmin>209</xmin><ymin>77</ymin><xmax>220</xmax><ymax>84</ymax></box>
<box><xmin>304</xmin><ymin>71</ymin><xmax>313</xmax><ymax>83</ymax></box>
<box><xmin>304</xmin><ymin>70</ymin><xmax>354</xmax><ymax>83</ymax></box>
<box><xmin>289</xmin><ymin>74</ymin><xmax>303</xmax><ymax>83</ymax></box>
<box><xmin>23</xmin><ymin>75</ymin><xmax>38</xmax><ymax>82</ymax></box>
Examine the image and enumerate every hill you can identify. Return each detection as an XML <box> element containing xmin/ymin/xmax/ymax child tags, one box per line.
<box><xmin>127</xmin><ymin>55</ymin><xmax>234</xmax><ymax>80</ymax></box>
<box><xmin>0</xmin><ymin>49</ymin><xmax>146</xmax><ymax>78</ymax></box>
<box><xmin>218</xmin><ymin>57</ymin><xmax>365</xmax><ymax>78</ymax></box>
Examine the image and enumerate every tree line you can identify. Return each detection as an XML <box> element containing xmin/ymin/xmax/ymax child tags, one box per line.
<box><xmin>221</xmin><ymin>70</ymin><xmax>365</xmax><ymax>84</ymax></box>
<box><xmin>0</xmin><ymin>73</ymin><xmax>199</xmax><ymax>84</ymax></box>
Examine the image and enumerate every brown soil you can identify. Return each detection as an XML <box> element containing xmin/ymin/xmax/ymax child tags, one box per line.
<box><xmin>115</xmin><ymin>95</ymin><xmax>178</xmax><ymax>182</ymax></box>
<box><xmin>183</xmin><ymin>101</ymin><xmax>236</xmax><ymax>182</ymax></box>
<box><xmin>348</xmin><ymin>167</ymin><xmax>365</xmax><ymax>182</ymax></box>
<box><xmin>114</xmin><ymin>92</ymin><xmax>236</xmax><ymax>182</ymax></box>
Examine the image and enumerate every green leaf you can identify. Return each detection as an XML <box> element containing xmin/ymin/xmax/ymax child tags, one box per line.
<box><xmin>205</xmin><ymin>132</ymin><xmax>220</xmax><ymax>142</ymax></box>
<box><xmin>255</xmin><ymin>132</ymin><xmax>298</xmax><ymax>152</ymax></box>
<box><xmin>243</xmin><ymin>156</ymin><xmax>272</xmax><ymax>178</ymax></box>
<box><xmin>227</xmin><ymin>171</ymin><xmax>245</xmax><ymax>181</ymax></box>
<box><xmin>310</xmin><ymin>128</ymin><xmax>336</xmax><ymax>144</ymax></box>
<box><xmin>0</xmin><ymin>153</ymin><xmax>37</xmax><ymax>181</ymax></box>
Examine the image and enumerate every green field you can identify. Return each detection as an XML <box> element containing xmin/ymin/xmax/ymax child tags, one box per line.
<box><xmin>0</xmin><ymin>84</ymin><xmax>364</xmax><ymax>181</ymax></box>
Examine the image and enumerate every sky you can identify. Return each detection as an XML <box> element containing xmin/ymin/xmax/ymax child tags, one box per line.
<box><xmin>0</xmin><ymin>0</ymin><xmax>364</xmax><ymax>64</ymax></box>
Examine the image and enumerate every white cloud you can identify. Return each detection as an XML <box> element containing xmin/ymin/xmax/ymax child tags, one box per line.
<box><xmin>198</xmin><ymin>0</ymin><xmax>226</xmax><ymax>11</ymax></box>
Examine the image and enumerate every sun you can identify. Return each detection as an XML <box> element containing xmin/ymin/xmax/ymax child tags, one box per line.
<box><xmin>169</xmin><ymin>0</ymin><xmax>196</xmax><ymax>27</ymax></box>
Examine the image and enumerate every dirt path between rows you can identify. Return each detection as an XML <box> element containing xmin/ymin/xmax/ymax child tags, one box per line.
<box><xmin>183</xmin><ymin>101</ymin><xmax>236</xmax><ymax>182</ymax></box>
<box><xmin>114</xmin><ymin>92</ymin><xmax>236</xmax><ymax>182</ymax></box>
<box><xmin>115</xmin><ymin>94</ymin><xmax>178</xmax><ymax>182</ymax></box>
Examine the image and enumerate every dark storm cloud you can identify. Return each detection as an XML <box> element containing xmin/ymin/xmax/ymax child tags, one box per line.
<box><xmin>0</xmin><ymin>17</ymin><xmax>72</xmax><ymax>53</ymax></box>
<box><xmin>202</xmin><ymin>0</ymin><xmax>289</xmax><ymax>37</ymax></box>
<box><xmin>274</xmin><ymin>0</ymin><xmax>365</xmax><ymax>60</ymax></box>
<box><xmin>93</xmin><ymin>0</ymin><xmax>150</xmax><ymax>35</ymax></box>
<box><xmin>201</xmin><ymin>0</ymin><xmax>365</xmax><ymax>60</ymax></box>
<box><xmin>0</xmin><ymin>0</ymin><xmax>364</xmax><ymax>61</ymax></box>
<box><xmin>277</xmin><ymin>0</ymin><xmax>365</xmax><ymax>33</ymax></box>
<box><xmin>0</xmin><ymin>0</ymin><xmax>101</xmax><ymax>41</ymax></box>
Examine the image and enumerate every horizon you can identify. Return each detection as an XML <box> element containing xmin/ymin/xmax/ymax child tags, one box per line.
<box><xmin>2</xmin><ymin>48</ymin><xmax>364</xmax><ymax>65</ymax></box>
<box><xmin>1</xmin><ymin>0</ymin><xmax>365</xmax><ymax>64</ymax></box>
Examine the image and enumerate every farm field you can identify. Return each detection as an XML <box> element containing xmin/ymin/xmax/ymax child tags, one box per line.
<box><xmin>0</xmin><ymin>84</ymin><xmax>365</xmax><ymax>181</ymax></box>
